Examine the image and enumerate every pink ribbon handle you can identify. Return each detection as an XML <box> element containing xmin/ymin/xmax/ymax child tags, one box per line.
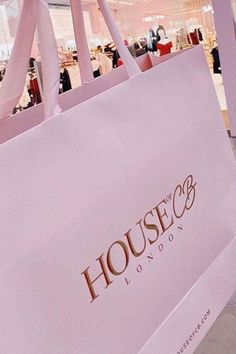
<box><xmin>70</xmin><ymin>0</ymin><xmax>141</xmax><ymax>81</ymax></box>
<box><xmin>97</xmin><ymin>0</ymin><xmax>141</xmax><ymax>78</ymax></box>
<box><xmin>0</xmin><ymin>0</ymin><xmax>141</xmax><ymax>121</ymax></box>
<box><xmin>70</xmin><ymin>0</ymin><xmax>94</xmax><ymax>84</ymax></box>
<box><xmin>0</xmin><ymin>0</ymin><xmax>35</xmax><ymax>120</ymax></box>
<box><xmin>0</xmin><ymin>0</ymin><xmax>61</xmax><ymax>121</ymax></box>
<box><xmin>35</xmin><ymin>0</ymin><xmax>61</xmax><ymax>119</ymax></box>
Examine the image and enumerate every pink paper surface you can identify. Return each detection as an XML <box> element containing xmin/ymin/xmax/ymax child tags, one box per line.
<box><xmin>0</xmin><ymin>46</ymin><xmax>236</xmax><ymax>353</ymax></box>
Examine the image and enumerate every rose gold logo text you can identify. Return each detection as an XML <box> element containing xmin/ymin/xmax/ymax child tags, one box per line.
<box><xmin>81</xmin><ymin>175</ymin><xmax>196</xmax><ymax>303</ymax></box>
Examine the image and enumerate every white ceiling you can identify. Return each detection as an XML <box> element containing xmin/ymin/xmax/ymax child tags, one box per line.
<box><xmin>48</xmin><ymin>0</ymin><xmax>212</xmax><ymax>13</ymax></box>
<box><xmin>0</xmin><ymin>0</ymin><xmax>214</xmax><ymax>15</ymax></box>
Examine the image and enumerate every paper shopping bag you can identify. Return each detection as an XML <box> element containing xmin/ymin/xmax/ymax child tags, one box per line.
<box><xmin>1</xmin><ymin>1</ymin><xmax>236</xmax><ymax>353</ymax></box>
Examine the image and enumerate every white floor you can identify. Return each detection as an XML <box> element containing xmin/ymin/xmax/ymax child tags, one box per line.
<box><xmin>195</xmin><ymin>305</ymin><xmax>236</xmax><ymax>353</ymax></box>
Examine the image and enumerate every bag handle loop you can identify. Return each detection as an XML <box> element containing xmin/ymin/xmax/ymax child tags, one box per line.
<box><xmin>70</xmin><ymin>0</ymin><xmax>94</xmax><ymax>84</ymax></box>
<box><xmin>0</xmin><ymin>0</ymin><xmax>36</xmax><ymax>120</ymax></box>
<box><xmin>97</xmin><ymin>0</ymin><xmax>141</xmax><ymax>77</ymax></box>
<box><xmin>0</xmin><ymin>0</ymin><xmax>141</xmax><ymax>121</ymax></box>
<box><xmin>0</xmin><ymin>0</ymin><xmax>61</xmax><ymax>121</ymax></box>
<box><xmin>70</xmin><ymin>0</ymin><xmax>141</xmax><ymax>83</ymax></box>
<box><xmin>35</xmin><ymin>0</ymin><xmax>61</xmax><ymax>119</ymax></box>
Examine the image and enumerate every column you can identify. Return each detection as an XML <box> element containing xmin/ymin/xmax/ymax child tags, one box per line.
<box><xmin>212</xmin><ymin>0</ymin><xmax>236</xmax><ymax>137</ymax></box>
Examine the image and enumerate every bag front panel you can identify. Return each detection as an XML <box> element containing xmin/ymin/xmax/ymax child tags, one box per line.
<box><xmin>0</xmin><ymin>46</ymin><xmax>236</xmax><ymax>353</ymax></box>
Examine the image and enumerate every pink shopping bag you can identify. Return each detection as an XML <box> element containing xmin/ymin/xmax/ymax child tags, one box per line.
<box><xmin>0</xmin><ymin>1</ymin><xmax>236</xmax><ymax>353</ymax></box>
<box><xmin>0</xmin><ymin>0</ymin><xmax>181</xmax><ymax>145</ymax></box>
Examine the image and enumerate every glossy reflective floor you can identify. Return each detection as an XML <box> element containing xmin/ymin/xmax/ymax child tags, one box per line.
<box><xmin>195</xmin><ymin>306</ymin><xmax>236</xmax><ymax>353</ymax></box>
